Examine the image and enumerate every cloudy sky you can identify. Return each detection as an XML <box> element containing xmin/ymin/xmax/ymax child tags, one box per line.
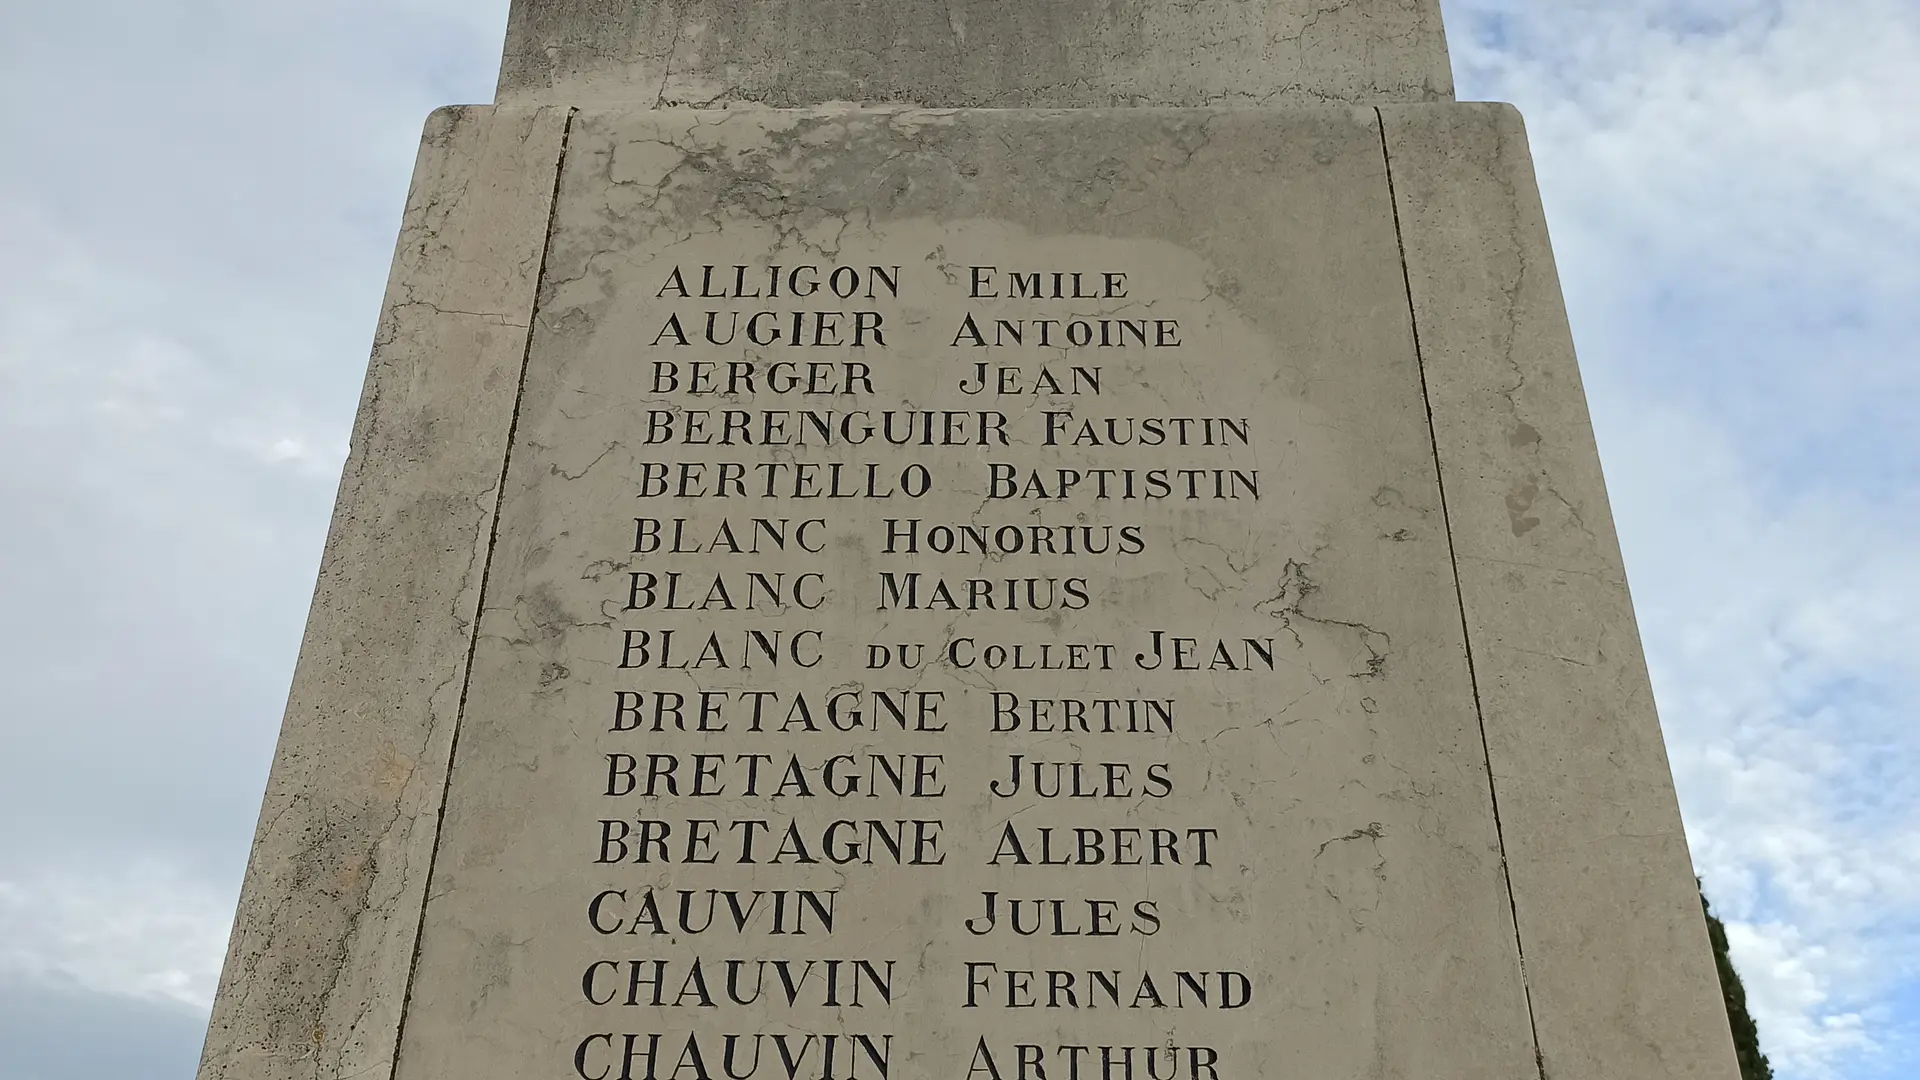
<box><xmin>0</xmin><ymin>1</ymin><xmax>1915</xmax><ymax>1078</ymax></box>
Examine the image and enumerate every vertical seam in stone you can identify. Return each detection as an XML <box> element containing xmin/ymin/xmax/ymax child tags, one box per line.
<box><xmin>1374</xmin><ymin>106</ymin><xmax>1548</xmax><ymax>1080</ymax></box>
<box><xmin>384</xmin><ymin>104</ymin><xmax>578</xmax><ymax>1080</ymax></box>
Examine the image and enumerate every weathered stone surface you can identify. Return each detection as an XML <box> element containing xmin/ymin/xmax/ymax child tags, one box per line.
<box><xmin>497</xmin><ymin>0</ymin><xmax>1454</xmax><ymax>108</ymax></box>
<box><xmin>200</xmin><ymin>80</ymin><xmax>1743</xmax><ymax>1080</ymax></box>
<box><xmin>1380</xmin><ymin>103</ymin><xmax>1742</xmax><ymax>1079</ymax></box>
<box><xmin>388</xmin><ymin>105</ymin><xmax>1539</xmax><ymax>1080</ymax></box>
<box><xmin>195</xmin><ymin>105</ymin><xmax>570</xmax><ymax>1080</ymax></box>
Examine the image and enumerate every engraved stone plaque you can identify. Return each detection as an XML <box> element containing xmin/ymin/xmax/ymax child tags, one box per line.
<box><xmin>197</xmin><ymin>15</ymin><xmax>1747</xmax><ymax>1077</ymax></box>
<box><xmin>389</xmin><ymin>107</ymin><xmax>1539</xmax><ymax>1080</ymax></box>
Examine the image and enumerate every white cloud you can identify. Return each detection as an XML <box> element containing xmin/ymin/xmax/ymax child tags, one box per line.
<box><xmin>212</xmin><ymin>420</ymin><xmax>350</xmax><ymax>478</ymax></box>
<box><xmin>0</xmin><ymin>6</ymin><xmax>507</xmax><ymax>1072</ymax></box>
<box><xmin>1727</xmin><ymin>921</ymin><xmax>1872</xmax><ymax>1068</ymax></box>
<box><xmin>1449</xmin><ymin>1</ymin><xmax>1920</xmax><ymax>1076</ymax></box>
<box><xmin>0</xmin><ymin>864</ymin><xmax>233</xmax><ymax>1011</ymax></box>
<box><xmin>1605</xmin><ymin>400</ymin><xmax>1920</xmax><ymax>1077</ymax></box>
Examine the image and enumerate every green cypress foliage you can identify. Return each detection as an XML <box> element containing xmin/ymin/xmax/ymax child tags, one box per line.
<box><xmin>1702</xmin><ymin>885</ymin><xmax>1774</xmax><ymax>1080</ymax></box>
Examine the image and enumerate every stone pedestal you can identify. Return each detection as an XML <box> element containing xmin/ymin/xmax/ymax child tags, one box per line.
<box><xmin>496</xmin><ymin>0</ymin><xmax>1455</xmax><ymax>106</ymax></box>
<box><xmin>198</xmin><ymin>6</ymin><xmax>1742</xmax><ymax>1080</ymax></box>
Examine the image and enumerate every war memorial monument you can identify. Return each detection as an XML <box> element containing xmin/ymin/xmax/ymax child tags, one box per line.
<box><xmin>197</xmin><ymin>2</ymin><xmax>1746</xmax><ymax>1078</ymax></box>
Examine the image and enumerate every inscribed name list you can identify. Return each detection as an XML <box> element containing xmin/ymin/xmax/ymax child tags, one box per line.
<box><xmin>389</xmin><ymin>108</ymin><xmax>1537</xmax><ymax>1080</ymax></box>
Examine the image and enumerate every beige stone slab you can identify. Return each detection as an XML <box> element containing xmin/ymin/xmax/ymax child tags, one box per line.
<box><xmin>496</xmin><ymin>0</ymin><xmax>1454</xmax><ymax>108</ymax></box>
<box><xmin>1379</xmin><ymin>103</ymin><xmax>1741</xmax><ymax>1079</ymax></box>
<box><xmin>391</xmin><ymin>106</ymin><xmax>1536</xmax><ymax>1080</ymax></box>
<box><xmin>195</xmin><ymin>105</ymin><xmax>571</xmax><ymax>1080</ymax></box>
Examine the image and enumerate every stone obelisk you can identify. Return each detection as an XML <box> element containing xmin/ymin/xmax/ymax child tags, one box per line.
<box><xmin>199</xmin><ymin>4</ymin><xmax>1743</xmax><ymax>1080</ymax></box>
